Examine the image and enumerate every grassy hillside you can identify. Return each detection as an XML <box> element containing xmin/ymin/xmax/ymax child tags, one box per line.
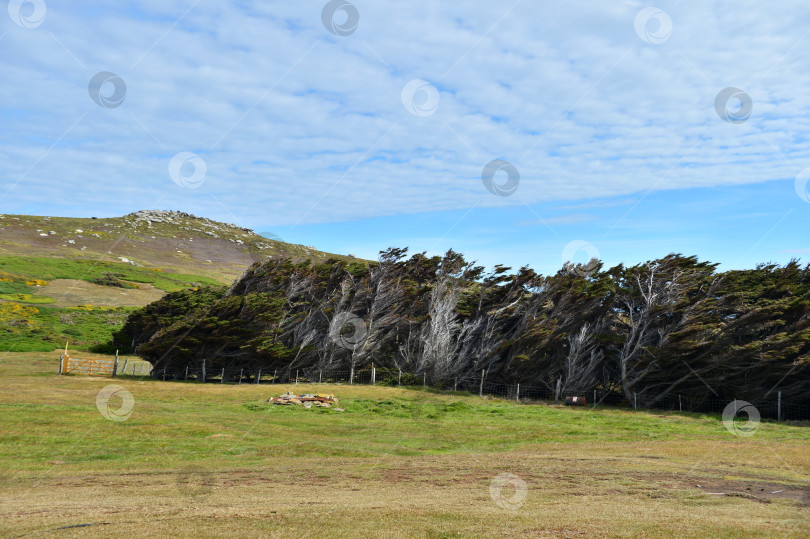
<box><xmin>0</xmin><ymin>351</ymin><xmax>808</xmax><ymax>537</ymax></box>
<box><xmin>0</xmin><ymin>210</ymin><xmax>361</xmax><ymax>283</ymax></box>
<box><xmin>0</xmin><ymin>256</ymin><xmax>223</xmax><ymax>352</ymax></box>
<box><xmin>0</xmin><ymin>210</ymin><xmax>366</xmax><ymax>353</ymax></box>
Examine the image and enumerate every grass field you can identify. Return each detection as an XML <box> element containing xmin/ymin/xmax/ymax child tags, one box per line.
<box><xmin>0</xmin><ymin>351</ymin><xmax>808</xmax><ymax>538</ymax></box>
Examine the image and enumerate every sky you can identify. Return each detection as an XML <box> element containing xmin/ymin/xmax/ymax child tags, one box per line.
<box><xmin>1</xmin><ymin>0</ymin><xmax>809</xmax><ymax>275</ymax></box>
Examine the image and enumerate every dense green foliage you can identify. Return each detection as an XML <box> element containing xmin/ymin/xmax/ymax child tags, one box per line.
<box><xmin>113</xmin><ymin>286</ymin><xmax>228</xmax><ymax>350</ymax></box>
<box><xmin>118</xmin><ymin>249</ymin><xmax>810</xmax><ymax>406</ymax></box>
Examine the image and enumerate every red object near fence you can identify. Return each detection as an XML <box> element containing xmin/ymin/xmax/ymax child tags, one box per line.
<box><xmin>565</xmin><ymin>396</ymin><xmax>586</xmax><ymax>406</ymax></box>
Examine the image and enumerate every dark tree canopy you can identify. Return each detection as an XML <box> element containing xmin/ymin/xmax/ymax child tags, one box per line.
<box><xmin>113</xmin><ymin>249</ymin><xmax>810</xmax><ymax>406</ymax></box>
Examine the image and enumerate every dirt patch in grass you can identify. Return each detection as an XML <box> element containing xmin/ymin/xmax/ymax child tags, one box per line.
<box><xmin>687</xmin><ymin>480</ymin><xmax>810</xmax><ymax>504</ymax></box>
<box><xmin>32</xmin><ymin>279</ymin><xmax>165</xmax><ymax>307</ymax></box>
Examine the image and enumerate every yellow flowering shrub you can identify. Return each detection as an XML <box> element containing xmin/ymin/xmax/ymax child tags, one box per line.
<box><xmin>71</xmin><ymin>304</ymin><xmax>111</xmax><ymax>312</ymax></box>
<box><xmin>25</xmin><ymin>279</ymin><xmax>48</xmax><ymax>287</ymax></box>
<box><xmin>0</xmin><ymin>303</ymin><xmax>39</xmax><ymax>327</ymax></box>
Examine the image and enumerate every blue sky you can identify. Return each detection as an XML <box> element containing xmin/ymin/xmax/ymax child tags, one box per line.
<box><xmin>1</xmin><ymin>0</ymin><xmax>809</xmax><ymax>274</ymax></box>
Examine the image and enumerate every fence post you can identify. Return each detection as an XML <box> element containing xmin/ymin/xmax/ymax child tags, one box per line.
<box><xmin>257</xmin><ymin>368</ymin><xmax>261</xmax><ymax>384</ymax></box>
<box><xmin>372</xmin><ymin>365</ymin><xmax>376</xmax><ymax>385</ymax></box>
<box><xmin>634</xmin><ymin>392</ymin><xmax>637</xmax><ymax>411</ymax></box>
<box><xmin>221</xmin><ymin>368</ymin><xmax>225</xmax><ymax>384</ymax></box>
<box><xmin>319</xmin><ymin>370</ymin><xmax>322</xmax><ymax>384</ymax></box>
<box><xmin>201</xmin><ymin>359</ymin><xmax>206</xmax><ymax>383</ymax></box>
<box><xmin>273</xmin><ymin>369</ymin><xmax>277</xmax><ymax>383</ymax></box>
<box><xmin>113</xmin><ymin>350</ymin><xmax>119</xmax><ymax>377</ymax></box>
<box><xmin>516</xmin><ymin>383</ymin><xmax>520</xmax><ymax>402</ymax></box>
<box><xmin>423</xmin><ymin>373</ymin><xmax>426</xmax><ymax>388</ymax></box>
<box><xmin>350</xmin><ymin>367</ymin><xmax>354</xmax><ymax>385</ymax></box>
<box><xmin>554</xmin><ymin>378</ymin><xmax>561</xmax><ymax>403</ymax></box>
<box><xmin>454</xmin><ymin>378</ymin><xmax>458</xmax><ymax>391</ymax></box>
<box><xmin>162</xmin><ymin>370</ymin><xmax>166</xmax><ymax>381</ymax></box>
<box><xmin>479</xmin><ymin>369</ymin><xmax>485</xmax><ymax>397</ymax></box>
<box><xmin>121</xmin><ymin>357</ymin><xmax>128</xmax><ymax>375</ymax></box>
<box><xmin>778</xmin><ymin>391</ymin><xmax>782</xmax><ymax>422</ymax></box>
<box><xmin>62</xmin><ymin>341</ymin><xmax>69</xmax><ymax>374</ymax></box>
<box><xmin>239</xmin><ymin>369</ymin><xmax>243</xmax><ymax>384</ymax></box>
<box><xmin>678</xmin><ymin>394</ymin><xmax>682</xmax><ymax>412</ymax></box>
<box><xmin>61</xmin><ymin>342</ymin><xmax>68</xmax><ymax>375</ymax></box>
<box><xmin>185</xmin><ymin>365</ymin><xmax>188</xmax><ymax>381</ymax></box>
<box><xmin>398</xmin><ymin>369</ymin><xmax>401</xmax><ymax>386</ymax></box>
<box><xmin>295</xmin><ymin>370</ymin><xmax>299</xmax><ymax>384</ymax></box>
<box><xmin>593</xmin><ymin>390</ymin><xmax>596</xmax><ymax>409</ymax></box>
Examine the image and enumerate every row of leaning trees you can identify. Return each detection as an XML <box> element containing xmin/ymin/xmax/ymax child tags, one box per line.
<box><xmin>113</xmin><ymin>247</ymin><xmax>810</xmax><ymax>408</ymax></box>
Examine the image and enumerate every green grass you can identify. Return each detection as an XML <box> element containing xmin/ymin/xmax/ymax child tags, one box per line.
<box><xmin>0</xmin><ymin>305</ymin><xmax>135</xmax><ymax>352</ymax></box>
<box><xmin>0</xmin><ymin>256</ymin><xmax>220</xmax><ymax>292</ymax></box>
<box><xmin>0</xmin><ymin>293</ymin><xmax>55</xmax><ymax>303</ymax></box>
<box><xmin>0</xmin><ymin>352</ymin><xmax>808</xmax><ymax>537</ymax></box>
<box><xmin>0</xmin><ymin>280</ymin><xmax>31</xmax><ymax>295</ymax></box>
<box><xmin>2</xmin><ymin>355</ymin><xmax>808</xmax><ymax>471</ymax></box>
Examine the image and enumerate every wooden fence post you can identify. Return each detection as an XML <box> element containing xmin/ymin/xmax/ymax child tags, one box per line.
<box><xmin>256</xmin><ymin>368</ymin><xmax>261</xmax><ymax>385</ymax></box>
<box><xmin>295</xmin><ymin>370</ymin><xmax>299</xmax><ymax>384</ymax></box>
<box><xmin>58</xmin><ymin>354</ymin><xmax>64</xmax><ymax>375</ymax></box>
<box><xmin>398</xmin><ymin>369</ymin><xmax>401</xmax><ymax>386</ymax></box>
<box><xmin>516</xmin><ymin>383</ymin><xmax>520</xmax><ymax>402</ymax></box>
<box><xmin>634</xmin><ymin>392</ymin><xmax>637</xmax><ymax>411</ymax></box>
<box><xmin>350</xmin><ymin>367</ymin><xmax>354</xmax><ymax>385</ymax></box>
<box><xmin>372</xmin><ymin>365</ymin><xmax>376</xmax><ymax>385</ymax></box>
<box><xmin>121</xmin><ymin>358</ymin><xmax>128</xmax><ymax>375</ymax></box>
<box><xmin>778</xmin><ymin>391</ymin><xmax>782</xmax><ymax>422</ymax></box>
<box><xmin>201</xmin><ymin>359</ymin><xmax>206</xmax><ymax>383</ymax></box>
<box><xmin>239</xmin><ymin>369</ymin><xmax>243</xmax><ymax>384</ymax></box>
<box><xmin>62</xmin><ymin>342</ymin><xmax>69</xmax><ymax>374</ymax></box>
<box><xmin>185</xmin><ymin>365</ymin><xmax>189</xmax><ymax>381</ymax></box>
<box><xmin>423</xmin><ymin>373</ymin><xmax>426</xmax><ymax>388</ymax></box>
<box><xmin>593</xmin><ymin>389</ymin><xmax>596</xmax><ymax>408</ymax></box>
<box><xmin>221</xmin><ymin>368</ymin><xmax>225</xmax><ymax>383</ymax></box>
<box><xmin>112</xmin><ymin>350</ymin><xmax>119</xmax><ymax>377</ymax></box>
<box><xmin>678</xmin><ymin>394</ymin><xmax>682</xmax><ymax>412</ymax></box>
<box><xmin>273</xmin><ymin>369</ymin><xmax>277</xmax><ymax>383</ymax></box>
<box><xmin>479</xmin><ymin>369</ymin><xmax>485</xmax><ymax>397</ymax></box>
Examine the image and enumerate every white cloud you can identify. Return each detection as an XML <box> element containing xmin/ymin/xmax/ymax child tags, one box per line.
<box><xmin>1</xmin><ymin>0</ymin><xmax>809</xmax><ymax>230</ymax></box>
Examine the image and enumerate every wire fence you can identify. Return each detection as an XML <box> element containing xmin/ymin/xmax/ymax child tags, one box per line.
<box><xmin>138</xmin><ymin>364</ymin><xmax>810</xmax><ymax>421</ymax></box>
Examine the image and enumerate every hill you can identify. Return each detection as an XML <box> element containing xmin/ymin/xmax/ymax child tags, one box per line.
<box><xmin>0</xmin><ymin>210</ymin><xmax>360</xmax><ymax>283</ymax></box>
<box><xmin>0</xmin><ymin>210</ymin><xmax>364</xmax><ymax>352</ymax></box>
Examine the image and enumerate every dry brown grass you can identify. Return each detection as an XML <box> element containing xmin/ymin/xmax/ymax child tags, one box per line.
<box><xmin>33</xmin><ymin>279</ymin><xmax>166</xmax><ymax>307</ymax></box>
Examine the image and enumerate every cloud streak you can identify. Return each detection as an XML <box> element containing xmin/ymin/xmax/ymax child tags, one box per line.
<box><xmin>0</xmin><ymin>0</ymin><xmax>807</xmax><ymax>261</ymax></box>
